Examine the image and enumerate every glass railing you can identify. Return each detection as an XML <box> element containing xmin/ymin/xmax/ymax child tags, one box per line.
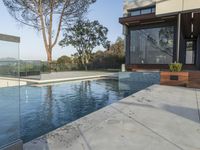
<box><xmin>20</xmin><ymin>60</ymin><xmax>41</xmax><ymax>80</ymax></box>
<box><xmin>18</xmin><ymin>61</ymin><xmax>122</xmax><ymax>80</ymax></box>
<box><xmin>0</xmin><ymin>34</ymin><xmax>21</xmax><ymax>149</ymax></box>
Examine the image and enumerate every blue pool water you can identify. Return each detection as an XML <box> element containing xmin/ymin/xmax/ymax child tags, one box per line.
<box><xmin>20</xmin><ymin>79</ymin><xmax>136</xmax><ymax>142</ymax></box>
<box><xmin>0</xmin><ymin>75</ymin><xmax>160</xmax><ymax>145</ymax></box>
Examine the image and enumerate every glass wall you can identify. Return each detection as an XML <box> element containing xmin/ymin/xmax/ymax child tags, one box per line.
<box><xmin>130</xmin><ymin>25</ymin><xmax>175</xmax><ymax>64</ymax></box>
<box><xmin>0</xmin><ymin>34</ymin><xmax>21</xmax><ymax>149</ymax></box>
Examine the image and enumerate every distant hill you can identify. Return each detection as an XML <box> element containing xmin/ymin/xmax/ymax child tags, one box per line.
<box><xmin>0</xmin><ymin>57</ymin><xmax>17</xmax><ymax>61</ymax></box>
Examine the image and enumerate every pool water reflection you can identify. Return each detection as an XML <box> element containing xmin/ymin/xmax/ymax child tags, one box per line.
<box><xmin>20</xmin><ymin>78</ymin><xmax>151</xmax><ymax>142</ymax></box>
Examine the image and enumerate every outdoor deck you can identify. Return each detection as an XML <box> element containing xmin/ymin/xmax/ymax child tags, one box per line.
<box><xmin>24</xmin><ymin>85</ymin><xmax>200</xmax><ymax>150</ymax></box>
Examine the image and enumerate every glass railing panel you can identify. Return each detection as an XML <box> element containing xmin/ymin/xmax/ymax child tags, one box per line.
<box><xmin>20</xmin><ymin>60</ymin><xmax>41</xmax><ymax>80</ymax></box>
<box><xmin>0</xmin><ymin>35</ymin><xmax>20</xmax><ymax>149</ymax></box>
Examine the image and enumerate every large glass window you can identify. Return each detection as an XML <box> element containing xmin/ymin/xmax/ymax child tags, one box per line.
<box><xmin>141</xmin><ymin>8</ymin><xmax>152</xmax><ymax>15</ymax></box>
<box><xmin>130</xmin><ymin>26</ymin><xmax>174</xmax><ymax>64</ymax></box>
<box><xmin>130</xmin><ymin>10</ymin><xmax>140</xmax><ymax>16</ymax></box>
<box><xmin>128</xmin><ymin>6</ymin><xmax>155</xmax><ymax>17</ymax></box>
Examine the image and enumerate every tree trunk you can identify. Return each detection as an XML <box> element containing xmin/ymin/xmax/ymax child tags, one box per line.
<box><xmin>47</xmin><ymin>50</ymin><xmax>52</xmax><ymax>63</ymax></box>
<box><xmin>46</xmin><ymin>48</ymin><xmax>52</xmax><ymax>72</ymax></box>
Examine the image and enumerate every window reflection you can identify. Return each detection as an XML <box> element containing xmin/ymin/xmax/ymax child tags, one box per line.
<box><xmin>128</xmin><ymin>6</ymin><xmax>155</xmax><ymax>17</ymax></box>
<box><xmin>130</xmin><ymin>26</ymin><xmax>174</xmax><ymax>64</ymax></box>
<box><xmin>186</xmin><ymin>41</ymin><xmax>195</xmax><ymax>64</ymax></box>
<box><xmin>141</xmin><ymin>8</ymin><xmax>152</xmax><ymax>15</ymax></box>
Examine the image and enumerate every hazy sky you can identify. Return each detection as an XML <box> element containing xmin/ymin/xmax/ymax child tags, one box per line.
<box><xmin>0</xmin><ymin>0</ymin><xmax>123</xmax><ymax>61</ymax></box>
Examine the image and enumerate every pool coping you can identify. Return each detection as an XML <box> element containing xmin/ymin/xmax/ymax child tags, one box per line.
<box><xmin>28</xmin><ymin>74</ymin><xmax>117</xmax><ymax>84</ymax></box>
<box><xmin>0</xmin><ymin>73</ymin><xmax>117</xmax><ymax>85</ymax></box>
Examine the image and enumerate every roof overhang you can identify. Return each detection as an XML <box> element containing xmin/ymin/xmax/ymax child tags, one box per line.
<box><xmin>119</xmin><ymin>13</ymin><xmax>177</xmax><ymax>26</ymax></box>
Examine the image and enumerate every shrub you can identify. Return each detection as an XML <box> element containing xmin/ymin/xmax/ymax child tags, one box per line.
<box><xmin>169</xmin><ymin>62</ymin><xmax>183</xmax><ymax>72</ymax></box>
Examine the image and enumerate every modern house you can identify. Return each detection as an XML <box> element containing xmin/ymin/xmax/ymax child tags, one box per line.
<box><xmin>119</xmin><ymin>0</ymin><xmax>200</xmax><ymax>70</ymax></box>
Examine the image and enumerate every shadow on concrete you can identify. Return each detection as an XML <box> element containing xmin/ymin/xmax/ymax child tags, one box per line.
<box><xmin>162</xmin><ymin>104</ymin><xmax>200</xmax><ymax>124</ymax></box>
<box><xmin>118</xmin><ymin>101</ymin><xmax>200</xmax><ymax>124</ymax></box>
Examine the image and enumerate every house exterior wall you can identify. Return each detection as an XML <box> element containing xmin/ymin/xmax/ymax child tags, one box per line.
<box><xmin>156</xmin><ymin>0</ymin><xmax>200</xmax><ymax>16</ymax></box>
<box><xmin>124</xmin><ymin>0</ymin><xmax>200</xmax><ymax>16</ymax></box>
<box><xmin>184</xmin><ymin>0</ymin><xmax>200</xmax><ymax>12</ymax></box>
<box><xmin>156</xmin><ymin>0</ymin><xmax>183</xmax><ymax>15</ymax></box>
<box><xmin>121</xmin><ymin>0</ymin><xmax>200</xmax><ymax>70</ymax></box>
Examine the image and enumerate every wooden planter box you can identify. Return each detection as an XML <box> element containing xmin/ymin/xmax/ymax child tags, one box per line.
<box><xmin>160</xmin><ymin>72</ymin><xmax>189</xmax><ymax>87</ymax></box>
<box><xmin>187</xmin><ymin>72</ymin><xmax>200</xmax><ymax>88</ymax></box>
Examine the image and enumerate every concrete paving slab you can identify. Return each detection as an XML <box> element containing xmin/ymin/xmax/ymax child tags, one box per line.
<box><xmin>195</xmin><ymin>89</ymin><xmax>200</xmax><ymax>121</ymax></box>
<box><xmin>79</xmin><ymin>112</ymin><xmax>181</xmax><ymax>150</ymax></box>
<box><xmin>0</xmin><ymin>78</ymin><xmax>26</xmax><ymax>88</ymax></box>
<box><xmin>24</xmin><ymin>72</ymin><xmax>117</xmax><ymax>84</ymax></box>
<box><xmin>24</xmin><ymin>85</ymin><xmax>200</xmax><ymax>150</ymax></box>
<box><xmin>40</xmin><ymin>71</ymin><xmax>116</xmax><ymax>80</ymax></box>
<box><xmin>23</xmin><ymin>124</ymin><xmax>89</xmax><ymax>150</ymax></box>
<box><xmin>111</xmin><ymin>85</ymin><xmax>200</xmax><ymax>150</ymax></box>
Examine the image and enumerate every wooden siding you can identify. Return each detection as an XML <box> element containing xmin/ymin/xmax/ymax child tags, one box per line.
<box><xmin>119</xmin><ymin>13</ymin><xmax>177</xmax><ymax>26</ymax></box>
<box><xmin>160</xmin><ymin>72</ymin><xmax>189</xmax><ymax>87</ymax></box>
<box><xmin>187</xmin><ymin>72</ymin><xmax>200</xmax><ymax>88</ymax></box>
<box><xmin>160</xmin><ymin>71</ymin><xmax>200</xmax><ymax>88</ymax></box>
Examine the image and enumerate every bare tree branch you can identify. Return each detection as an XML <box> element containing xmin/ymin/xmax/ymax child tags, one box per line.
<box><xmin>3</xmin><ymin>0</ymin><xmax>95</xmax><ymax>62</ymax></box>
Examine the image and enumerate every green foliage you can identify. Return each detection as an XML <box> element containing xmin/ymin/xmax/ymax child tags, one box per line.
<box><xmin>0</xmin><ymin>63</ymin><xmax>18</xmax><ymax>77</ymax></box>
<box><xmin>57</xmin><ymin>56</ymin><xmax>71</xmax><ymax>64</ymax></box>
<box><xmin>57</xmin><ymin>37</ymin><xmax>125</xmax><ymax>71</ymax></box>
<box><xmin>90</xmin><ymin>37</ymin><xmax>125</xmax><ymax>69</ymax></box>
<box><xmin>3</xmin><ymin>0</ymin><xmax>96</xmax><ymax>62</ymax></box>
<box><xmin>169</xmin><ymin>62</ymin><xmax>183</xmax><ymax>72</ymax></box>
<box><xmin>59</xmin><ymin>19</ymin><xmax>110</xmax><ymax>70</ymax></box>
<box><xmin>56</xmin><ymin>55</ymin><xmax>78</xmax><ymax>71</ymax></box>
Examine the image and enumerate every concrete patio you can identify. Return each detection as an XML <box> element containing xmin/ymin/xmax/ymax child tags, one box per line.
<box><xmin>0</xmin><ymin>77</ymin><xmax>26</xmax><ymax>88</ymax></box>
<box><xmin>24</xmin><ymin>71</ymin><xmax>116</xmax><ymax>84</ymax></box>
<box><xmin>24</xmin><ymin>85</ymin><xmax>200</xmax><ymax>150</ymax></box>
<box><xmin>0</xmin><ymin>71</ymin><xmax>117</xmax><ymax>86</ymax></box>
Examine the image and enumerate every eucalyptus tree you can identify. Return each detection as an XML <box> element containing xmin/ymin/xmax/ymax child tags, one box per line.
<box><xmin>3</xmin><ymin>0</ymin><xmax>95</xmax><ymax>62</ymax></box>
<box><xmin>59</xmin><ymin>19</ymin><xmax>110</xmax><ymax>70</ymax></box>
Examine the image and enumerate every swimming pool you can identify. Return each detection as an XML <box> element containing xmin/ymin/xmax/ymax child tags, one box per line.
<box><xmin>20</xmin><ymin>78</ymin><xmax>136</xmax><ymax>142</ymax></box>
<box><xmin>0</xmin><ymin>76</ymin><xmax>159</xmax><ymax>144</ymax></box>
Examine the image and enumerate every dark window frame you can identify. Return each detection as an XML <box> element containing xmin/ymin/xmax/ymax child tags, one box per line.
<box><xmin>128</xmin><ymin>6</ymin><xmax>156</xmax><ymax>17</ymax></box>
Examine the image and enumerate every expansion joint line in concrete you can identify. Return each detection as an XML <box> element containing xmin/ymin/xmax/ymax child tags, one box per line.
<box><xmin>77</xmin><ymin>126</ymin><xmax>92</xmax><ymax>150</ymax></box>
<box><xmin>195</xmin><ymin>89</ymin><xmax>200</xmax><ymax>123</ymax></box>
<box><xmin>110</xmin><ymin>105</ymin><xmax>184</xmax><ymax>150</ymax></box>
